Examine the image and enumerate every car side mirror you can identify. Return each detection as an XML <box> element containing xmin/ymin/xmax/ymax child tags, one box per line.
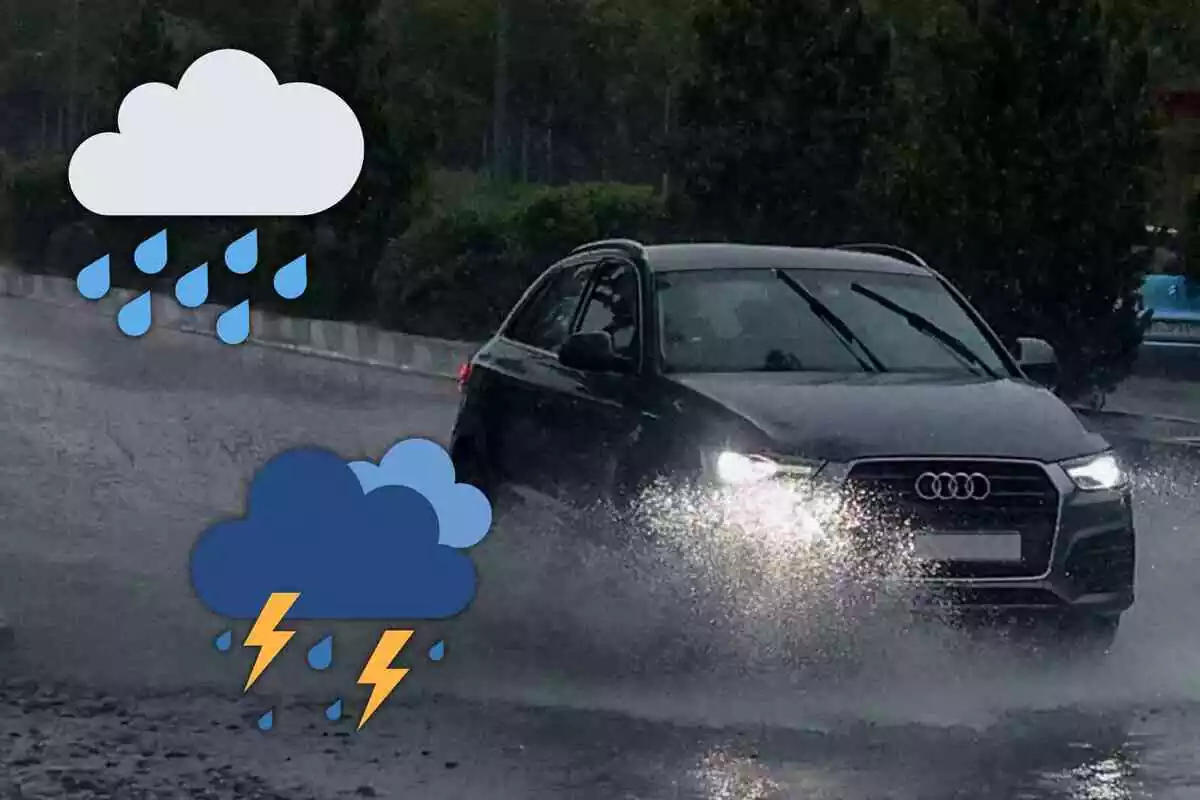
<box><xmin>1016</xmin><ymin>336</ymin><xmax>1058</xmax><ymax>388</ymax></box>
<box><xmin>559</xmin><ymin>331</ymin><xmax>628</xmax><ymax>373</ymax></box>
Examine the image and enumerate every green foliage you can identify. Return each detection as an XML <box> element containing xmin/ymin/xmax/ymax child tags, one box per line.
<box><xmin>1183</xmin><ymin>194</ymin><xmax>1200</xmax><ymax>279</ymax></box>
<box><xmin>880</xmin><ymin>1</ymin><xmax>1160</xmax><ymax>396</ymax></box>
<box><xmin>287</xmin><ymin>0</ymin><xmax>434</xmax><ymax>321</ymax></box>
<box><xmin>376</xmin><ymin>182</ymin><xmax>667</xmax><ymax>339</ymax></box>
<box><xmin>2</xmin><ymin>155</ymin><xmax>83</xmax><ymax>269</ymax></box>
<box><xmin>674</xmin><ymin>0</ymin><xmax>894</xmax><ymax>245</ymax></box>
<box><xmin>506</xmin><ymin>182</ymin><xmax>668</xmax><ymax>265</ymax></box>
<box><xmin>376</xmin><ymin>205</ymin><xmax>512</xmax><ymax>339</ymax></box>
<box><xmin>106</xmin><ymin>1</ymin><xmax>181</xmax><ymax>109</ymax></box>
<box><xmin>0</xmin><ymin>152</ymin><xmax>10</xmax><ymax>257</ymax></box>
<box><xmin>0</xmin><ymin>0</ymin><xmax>1185</xmax><ymax>399</ymax></box>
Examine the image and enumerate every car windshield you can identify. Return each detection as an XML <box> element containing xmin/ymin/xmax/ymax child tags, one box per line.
<box><xmin>655</xmin><ymin>267</ymin><xmax>1012</xmax><ymax>375</ymax></box>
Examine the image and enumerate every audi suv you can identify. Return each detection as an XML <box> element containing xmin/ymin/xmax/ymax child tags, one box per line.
<box><xmin>450</xmin><ymin>240</ymin><xmax>1136</xmax><ymax>650</ymax></box>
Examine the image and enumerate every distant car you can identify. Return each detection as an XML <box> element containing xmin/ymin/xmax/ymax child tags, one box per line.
<box><xmin>1138</xmin><ymin>272</ymin><xmax>1200</xmax><ymax>380</ymax></box>
<box><xmin>450</xmin><ymin>240</ymin><xmax>1136</xmax><ymax>652</ymax></box>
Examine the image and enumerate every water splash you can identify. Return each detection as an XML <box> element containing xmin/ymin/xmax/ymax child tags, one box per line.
<box><xmin>216</xmin><ymin>300</ymin><xmax>250</xmax><ymax>345</ymax></box>
<box><xmin>214</xmin><ymin>630</ymin><xmax>232</xmax><ymax>652</ymax></box>
<box><xmin>325</xmin><ymin>699</ymin><xmax>343</xmax><ymax>722</ymax></box>
<box><xmin>307</xmin><ymin>635</ymin><xmax>333</xmax><ymax>670</ymax></box>
<box><xmin>116</xmin><ymin>292</ymin><xmax>152</xmax><ymax>337</ymax></box>
<box><xmin>428</xmin><ymin>640</ymin><xmax>445</xmax><ymax>662</ymax></box>
<box><xmin>134</xmin><ymin>230</ymin><xmax>168</xmax><ymax>275</ymax></box>
<box><xmin>225</xmin><ymin>230</ymin><xmax>258</xmax><ymax>274</ymax></box>
<box><xmin>76</xmin><ymin>255</ymin><xmax>110</xmax><ymax>300</ymax></box>
<box><xmin>175</xmin><ymin>264</ymin><xmax>209</xmax><ymax>308</ymax></box>
<box><xmin>273</xmin><ymin>255</ymin><xmax>307</xmax><ymax>300</ymax></box>
<box><xmin>257</xmin><ymin>710</ymin><xmax>274</xmax><ymax>731</ymax></box>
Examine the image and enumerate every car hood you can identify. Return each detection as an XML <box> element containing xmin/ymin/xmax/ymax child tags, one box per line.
<box><xmin>669</xmin><ymin>372</ymin><xmax>1108</xmax><ymax>463</ymax></box>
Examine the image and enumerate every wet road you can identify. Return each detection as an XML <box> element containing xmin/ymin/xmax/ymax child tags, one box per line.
<box><xmin>1</xmin><ymin>295</ymin><xmax>1199</xmax><ymax>799</ymax></box>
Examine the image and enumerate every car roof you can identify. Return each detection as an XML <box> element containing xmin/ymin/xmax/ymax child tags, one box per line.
<box><xmin>641</xmin><ymin>243</ymin><xmax>931</xmax><ymax>276</ymax></box>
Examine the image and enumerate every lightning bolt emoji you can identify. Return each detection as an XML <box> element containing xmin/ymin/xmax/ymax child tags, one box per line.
<box><xmin>356</xmin><ymin>629</ymin><xmax>414</xmax><ymax>730</ymax></box>
<box><xmin>242</xmin><ymin>592</ymin><xmax>300</xmax><ymax>692</ymax></box>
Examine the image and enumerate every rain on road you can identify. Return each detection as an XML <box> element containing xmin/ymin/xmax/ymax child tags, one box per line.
<box><xmin>1</xmin><ymin>295</ymin><xmax>1199</xmax><ymax>799</ymax></box>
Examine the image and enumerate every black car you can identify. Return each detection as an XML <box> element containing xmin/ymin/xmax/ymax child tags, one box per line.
<box><xmin>450</xmin><ymin>240</ymin><xmax>1135</xmax><ymax>649</ymax></box>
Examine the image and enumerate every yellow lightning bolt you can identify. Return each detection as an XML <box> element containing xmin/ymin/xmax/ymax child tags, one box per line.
<box><xmin>356</xmin><ymin>629</ymin><xmax>414</xmax><ymax>730</ymax></box>
<box><xmin>242</xmin><ymin>592</ymin><xmax>300</xmax><ymax>692</ymax></box>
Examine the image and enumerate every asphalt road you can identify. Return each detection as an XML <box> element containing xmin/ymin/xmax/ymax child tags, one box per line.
<box><xmin>2</xmin><ymin>295</ymin><xmax>1200</xmax><ymax>799</ymax></box>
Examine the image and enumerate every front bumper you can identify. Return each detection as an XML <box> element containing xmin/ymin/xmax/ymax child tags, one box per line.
<box><xmin>818</xmin><ymin>460</ymin><xmax>1136</xmax><ymax>617</ymax></box>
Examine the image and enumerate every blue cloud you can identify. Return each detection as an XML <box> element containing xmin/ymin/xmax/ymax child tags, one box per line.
<box><xmin>189</xmin><ymin>447</ymin><xmax>477</xmax><ymax>620</ymax></box>
<box><xmin>347</xmin><ymin>438</ymin><xmax>492</xmax><ymax>549</ymax></box>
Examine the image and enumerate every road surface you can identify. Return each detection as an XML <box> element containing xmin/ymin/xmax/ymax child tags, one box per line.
<box><xmin>2</xmin><ymin>295</ymin><xmax>1200</xmax><ymax>799</ymax></box>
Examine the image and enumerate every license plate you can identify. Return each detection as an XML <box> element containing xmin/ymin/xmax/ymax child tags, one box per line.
<box><xmin>912</xmin><ymin>533</ymin><xmax>1022</xmax><ymax>562</ymax></box>
<box><xmin>1148</xmin><ymin>320</ymin><xmax>1200</xmax><ymax>339</ymax></box>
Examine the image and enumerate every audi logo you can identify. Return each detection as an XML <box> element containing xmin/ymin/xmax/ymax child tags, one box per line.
<box><xmin>914</xmin><ymin>471</ymin><xmax>991</xmax><ymax>501</ymax></box>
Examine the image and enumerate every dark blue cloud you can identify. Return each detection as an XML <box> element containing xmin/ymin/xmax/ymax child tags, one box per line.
<box><xmin>189</xmin><ymin>447</ymin><xmax>477</xmax><ymax>620</ymax></box>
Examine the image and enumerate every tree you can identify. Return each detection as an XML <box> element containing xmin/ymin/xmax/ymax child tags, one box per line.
<box><xmin>155</xmin><ymin>0</ymin><xmax>297</xmax><ymax>70</ymax></box>
<box><xmin>673</xmin><ymin>0</ymin><xmax>894</xmax><ymax>245</ymax></box>
<box><xmin>584</xmin><ymin>0</ymin><xmax>703</xmax><ymax>189</ymax></box>
<box><xmin>290</xmin><ymin>0</ymin><xmax>434</xmax><ymax>318</ymax></box>
<box><xmin>107</xmin><ymin>1</ymin><xmax>181</xmax><ymax>108</ymax></box>
<box><xmin>885</xmin><ymin>0</ymin><xmax>1159</xmax><ymax>396</ymax></box>
<box><xmin>292</xmin><ymin>1</ymin><xmax>323</xmax><ymax>84</ymax></box>
<box><xmin>1182</xmin><ymin>192</ymin><xmax>1200</xmax><ymax>279</ymax></box>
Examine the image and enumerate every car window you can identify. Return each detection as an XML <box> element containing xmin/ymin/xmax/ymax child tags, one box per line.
<box><xmin>575</xmin><ymin>261</ymin><xmax>640</xmax><ymax>359</ymax></box>
<box><xmin>507</xmin><ymin>263</ymin><xmax>592</xmax><ymax>351</ymax></box>
<box><xmin>656</xmin><ymin>267</ymin><xmax>1011</xmax><ymax>375</ymax></box>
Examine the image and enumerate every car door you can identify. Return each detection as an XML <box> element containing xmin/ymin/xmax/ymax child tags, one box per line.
<box><xmin>478</xmin><ymin>258</ymin><xmax>596</xmax><ymax>493</ymax></box>
<box><xmin>539</xmin><ymin>257</ymin><xmax>653</xmax><ymax>502</ymax></box>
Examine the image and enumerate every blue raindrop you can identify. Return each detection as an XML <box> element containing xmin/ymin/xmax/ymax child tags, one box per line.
<box><xmin>214</xmin><ymin>630</ymin><xmax>232</xmax><ymax>652</ymax></box>
<box><xmin>134</xmin><ymin>230</ymin><xmax>168</xmax><ymax>275</ymax></box>
<box><xmin>216</xmin><ymin>300</ymin><xmax>250</xmax><ymax>345</ymax></box>
<box><xmin>428</xmin><ymin>641</ymin><xmax>445</xmax><ymax>662</ymax></box>
<box><xmin>76</xmin><ymin>255</ymin><xmax>110</xmax><ymax>300</ymax></box>
<box><xmin>175</xmin><ymin>264</ymin><xmax>209</xmax><ymax>308</ymax></box>
<box><xmin>116</xmin><ymin>291</ymin><xmax>152</xmax><ymax>337</ymax></box>
<box><xmin>307</xmin><ymin>635</ymin><xmax>333</xmax><ymax>670</ymax></box>
<box><xmin>273</xmin><ymin>255</ymin><xmax>307</xmax><ymax>300</ymax></box>
<box><xmin>225</xmin><ymin>230</ymin><xmax>258</xmax><ymax>274</ymax></box>
<box><xmin>257</xmin><ymin>710</ymin><xmax>274</xmax><ymax>731</ymax></box>
<box><xmin>325</xmin><ymin>699</ymin><xmax>343</xmax><ymax>722</ymax></box>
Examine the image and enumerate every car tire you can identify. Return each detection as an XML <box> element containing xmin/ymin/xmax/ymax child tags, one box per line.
<box><xmin>451</xmin><ymin>435</ymin><xmax>498</xmax><ymax>504</ymax></box>
<box><xmin>611</xmin><ymin>441</ymin><xmax>704</xmax><ymax>518</ymax></box>
<box><xmin>1053</xmin><ymin>613</ymin><xmax>1120</xmax><ymax>658</ymax></box>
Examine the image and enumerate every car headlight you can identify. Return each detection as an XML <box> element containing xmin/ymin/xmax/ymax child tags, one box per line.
<box><xmin>708</xmin><ymin>450</ymin><xmax>821</xmax><ymax>486</ymax></box>
<box><xmin>1062</xmin><ymin>452</ymin><xmax>1128</xmax><ymax>491</ymax></box>
<box><xmin>715</xmin><ymin>451</ymin><xmax>780</xmax><ymax>484</ymax></box>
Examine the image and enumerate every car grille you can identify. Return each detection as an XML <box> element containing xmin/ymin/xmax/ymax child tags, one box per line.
<box><xmin>843</xmin><ymin>459</ymin><xmax>1060</xmax><ymax>579</ymax></box>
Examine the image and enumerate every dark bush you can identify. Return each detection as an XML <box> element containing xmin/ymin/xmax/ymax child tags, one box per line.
<box><xmin>4</xmin><ymin>155</ymin><xmax>87</xmax><ymax>270</ymax></box>
<box><xmin>0</xmin><ymin>153</ymin><xmax>12</xmax><ymax>259</ymax></box>
<box><xmin>506</xmin><ymin>182</ymin><xmax>668</xmax><ymax>264</ymax></box>
<box><xmin>376</xmin><ymin>206</ymin><xmax>513</xmax><ymax>340</ymax></box>
<box><xmin>44</xmin><ymin>220</ymin><xmax>105</xmax><ymax>277</ymax></box>
<box><xmin>377</xmin><ymin>182</ymin><xmax>668</xmax><ymax>340</ymax></box>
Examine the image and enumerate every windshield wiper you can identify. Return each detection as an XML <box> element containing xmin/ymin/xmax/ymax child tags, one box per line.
<box><xmin>848</xmin><ymin>283</ymin><xmax>1000</xmax><ymax>379</ymax></box>
<box><xmin>771</xmin><ymin>268</ymin><xmax>886</xmax><ymax>373</ymax></box>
